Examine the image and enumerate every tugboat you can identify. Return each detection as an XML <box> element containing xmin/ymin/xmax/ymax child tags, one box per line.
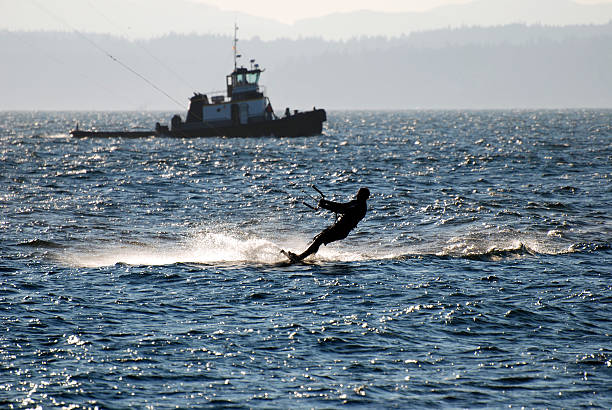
<box><xmin>71</xmin><ymin>26</ymin><xmax>326</xmax><ymax>138</ymax></box>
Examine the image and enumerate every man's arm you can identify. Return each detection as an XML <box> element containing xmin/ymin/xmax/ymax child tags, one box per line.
<box><xmin>318</xmin><ymin>199</ymin><xmax>350</xmax><ymax>214</ymax></box>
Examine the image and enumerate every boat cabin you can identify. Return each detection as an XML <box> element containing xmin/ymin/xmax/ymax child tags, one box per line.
<box><xmin>184</xmin><ymin>62</ymin><xmax>269</xmax><ymax>127</ymax></box>
<box><xmin>227</xmin><ymin>66</ymin><xmax>263</xmax><ymax>101</ymax></box>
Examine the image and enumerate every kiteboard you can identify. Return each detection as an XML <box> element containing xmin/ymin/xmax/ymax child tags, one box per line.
<box><xmin>280</xmin><ymin>250</ymin><xmax>304</xmax><ymax>265</ymax></box>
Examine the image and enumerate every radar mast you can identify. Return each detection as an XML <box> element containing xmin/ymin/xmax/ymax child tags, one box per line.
<box><xmin>233</xmin><ymin>23</ymin><xmax>240</xmax><ymax>72</ymax></box>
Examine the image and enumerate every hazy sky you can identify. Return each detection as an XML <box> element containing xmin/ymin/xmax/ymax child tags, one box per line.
<box><xmin>4</xmin><ymin>0</ymin><xmax>612</xmax><ymax>41</ymax></box>
<box><xmin>195</xmin><ymin>0</ymin><xmax>612</xmax><ymax>23</ymax></box>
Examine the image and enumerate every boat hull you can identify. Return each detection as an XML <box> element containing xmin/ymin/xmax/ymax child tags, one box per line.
<box><xmin>70</xmin><ymin>130</ymin><xmax>156</xmax><ymax>138</ymax></box>
<box><xmin>172</xmin><ymin>109</ymin><xmax>326</xmax><ymax>138</ymax></box>
<box><xmin>70</xmin><ymin>109</ymin><xmax>326</xmax><ymax>138</ymax></box>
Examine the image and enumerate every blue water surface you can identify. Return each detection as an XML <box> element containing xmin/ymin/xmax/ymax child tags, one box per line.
<box><xmin>1</xmin><ymin>110</ymin><xmax>611</xmax><ymax>408</ymax></box>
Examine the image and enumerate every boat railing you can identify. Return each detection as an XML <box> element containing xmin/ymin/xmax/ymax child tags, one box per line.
<box><xmin>202</xmin><ymin>86</ymin><xmax>266</xmax><ymax>104</ymax></box>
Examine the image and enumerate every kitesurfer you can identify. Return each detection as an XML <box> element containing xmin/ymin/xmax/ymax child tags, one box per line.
<box><xmin>286</xmin><ymin>187</ymin><xmax>370</xmax><ymax>262</ymax></box>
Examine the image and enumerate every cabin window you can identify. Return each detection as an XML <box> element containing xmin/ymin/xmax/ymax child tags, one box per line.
<box><xmin>246</xmin><ymin>72</ymin><xmax>260</xmax><ymax>84</ymax></box>
<box><xmin>236</xmin><ymin>73</ymin><xmax>246</xmax><ymax>84</ymax></box>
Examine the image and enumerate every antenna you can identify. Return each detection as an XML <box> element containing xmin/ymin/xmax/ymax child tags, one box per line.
<box><xmin>233</xmin><ymin>23</ymin><xmax>239</xmax><ymax>71</ymax></box>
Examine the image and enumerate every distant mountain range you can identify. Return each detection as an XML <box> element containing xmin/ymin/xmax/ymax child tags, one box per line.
<box><xmin>293</xmin><ymin>0</ymin><xmax>612</xmax><ymax>39</ymax></box>
<box><xmin>2</xmin><ymin>22</ymin><xmax>611</xmax><ymax>110</ymax></box>
<box><xmin>1</xmin><ymin>0</ymin><xmax>612</xmax><ymax>39</ymax></box>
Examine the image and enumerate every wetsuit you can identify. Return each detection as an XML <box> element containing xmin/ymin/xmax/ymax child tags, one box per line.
<box><xmin>291</xmin><ymin>195</ymin><xmax>368</xmax><ymax>261</ymax></box>
<box><xmin>314</xmin><ymin>198</ymin><xmax>367</xmax><ymax>245</ymax></box>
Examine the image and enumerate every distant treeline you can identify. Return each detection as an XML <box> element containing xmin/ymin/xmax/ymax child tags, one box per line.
<box><xmin>1</xmin><ymin>22</ymin><xmax>611</xmax><ymax>110</ymax></box>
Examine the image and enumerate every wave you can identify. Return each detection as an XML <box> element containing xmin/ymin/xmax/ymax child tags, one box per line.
<box><xmin>19</xmin><ymin>239</ymin><xmax>67</xmax><ymax>249</ymax></box>
<box><xmin>55</xmin><ymin>229</ymin><xmax>367</xmax><ymax>268</ymax></box>
<box><xmin>461</xmin><ymin>242</ymin><xmax>537</xmax><ymax>261</ymax></box>
<box><xmin>432</xmin><ymin>230</ymin><xmax>581</xmax><ymax>261</ymax></box>
<box><xmin>569</xmin><ymin>242</ymin><xmax>611</xmax><ymax>253</ymax></box>
<box><xmin>51</xmin><ymin>225</ymin><xmax>609</xmax><ymax>268</ymax></box>
<box><xmin>379</xmin><ymin>231</ymin><xmax>589</xmax><ymax>262</ymax></box>
<box><xmin>383</xmin><ymin>244</ymin><xmax>540</xmax><ymax>262</ymax></box>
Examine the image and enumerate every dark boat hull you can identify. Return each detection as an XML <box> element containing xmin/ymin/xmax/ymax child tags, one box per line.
<box><xmin>70</xmin><ymin>130</ymin><xmax>157</xmax><ymax>138</ymax></box>
<box><xmin>70</xmin><ymin>109</ymin><xmax>326</xmax><ymax>138</ymax></box>
<box><xmin>172</xmin><ymin>109</ymin><xmax>326</xmax><ymax>138</ymax></box>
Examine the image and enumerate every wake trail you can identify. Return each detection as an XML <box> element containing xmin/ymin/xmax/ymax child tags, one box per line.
<box><xmin>53</xmin><ymin>226</ymin><xmax>580</xmax><ymax>268</ymax></box>
<box><xmin>55</xmin><ymin>230</ymin><xmax>369</xmax><ymax>268</ymax></box>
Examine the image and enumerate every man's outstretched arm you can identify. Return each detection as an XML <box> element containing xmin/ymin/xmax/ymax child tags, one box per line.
<box><xmin>318</xmin><ymin>199</ymin><xmax>350</xmax><ymax>214</ymax></box>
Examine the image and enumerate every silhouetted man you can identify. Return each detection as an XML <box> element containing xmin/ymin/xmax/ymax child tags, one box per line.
<box><xmin>286</xmin><ymin>187</ymin><xmax>370</xmax><ymax>261</ymax></box>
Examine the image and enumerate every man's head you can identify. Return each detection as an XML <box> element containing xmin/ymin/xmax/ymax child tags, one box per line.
<box><xmin>357</xmin><ymin>187</ymin><xmax>370</xmax><ymax>201</ymax></box>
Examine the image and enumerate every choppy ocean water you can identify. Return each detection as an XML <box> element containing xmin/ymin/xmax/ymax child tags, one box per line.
<box><xmin>1</xmin><ymin>110</ymin><xmax>611</xmax><ymax>408</ymax></box>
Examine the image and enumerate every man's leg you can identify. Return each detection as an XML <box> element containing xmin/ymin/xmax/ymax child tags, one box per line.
<box><xmin>296</xmin><ymin>236</ymin><xmax>325</xmax><ymax>260</ymax></box>
<box><xmin>290</xmin><ymin>226</ymin><xmax>347</xmax><ymax>261</ymax></box>
<box><xmin>294</xmin><ymin>226</ymin><xmax>344</xmax><ymax>261</ymax></box>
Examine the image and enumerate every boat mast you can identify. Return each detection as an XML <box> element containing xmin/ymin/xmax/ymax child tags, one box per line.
<box><xmin>233</xmin><ymin>23</ymin><xmax>239</xmax><ymax>72</ymax></box>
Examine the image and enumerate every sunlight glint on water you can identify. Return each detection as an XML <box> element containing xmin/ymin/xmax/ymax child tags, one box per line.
<box><xmin>0</xmin><ymin>110</ymin><xmax>610</xmax><ymax>408</ymax></box>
